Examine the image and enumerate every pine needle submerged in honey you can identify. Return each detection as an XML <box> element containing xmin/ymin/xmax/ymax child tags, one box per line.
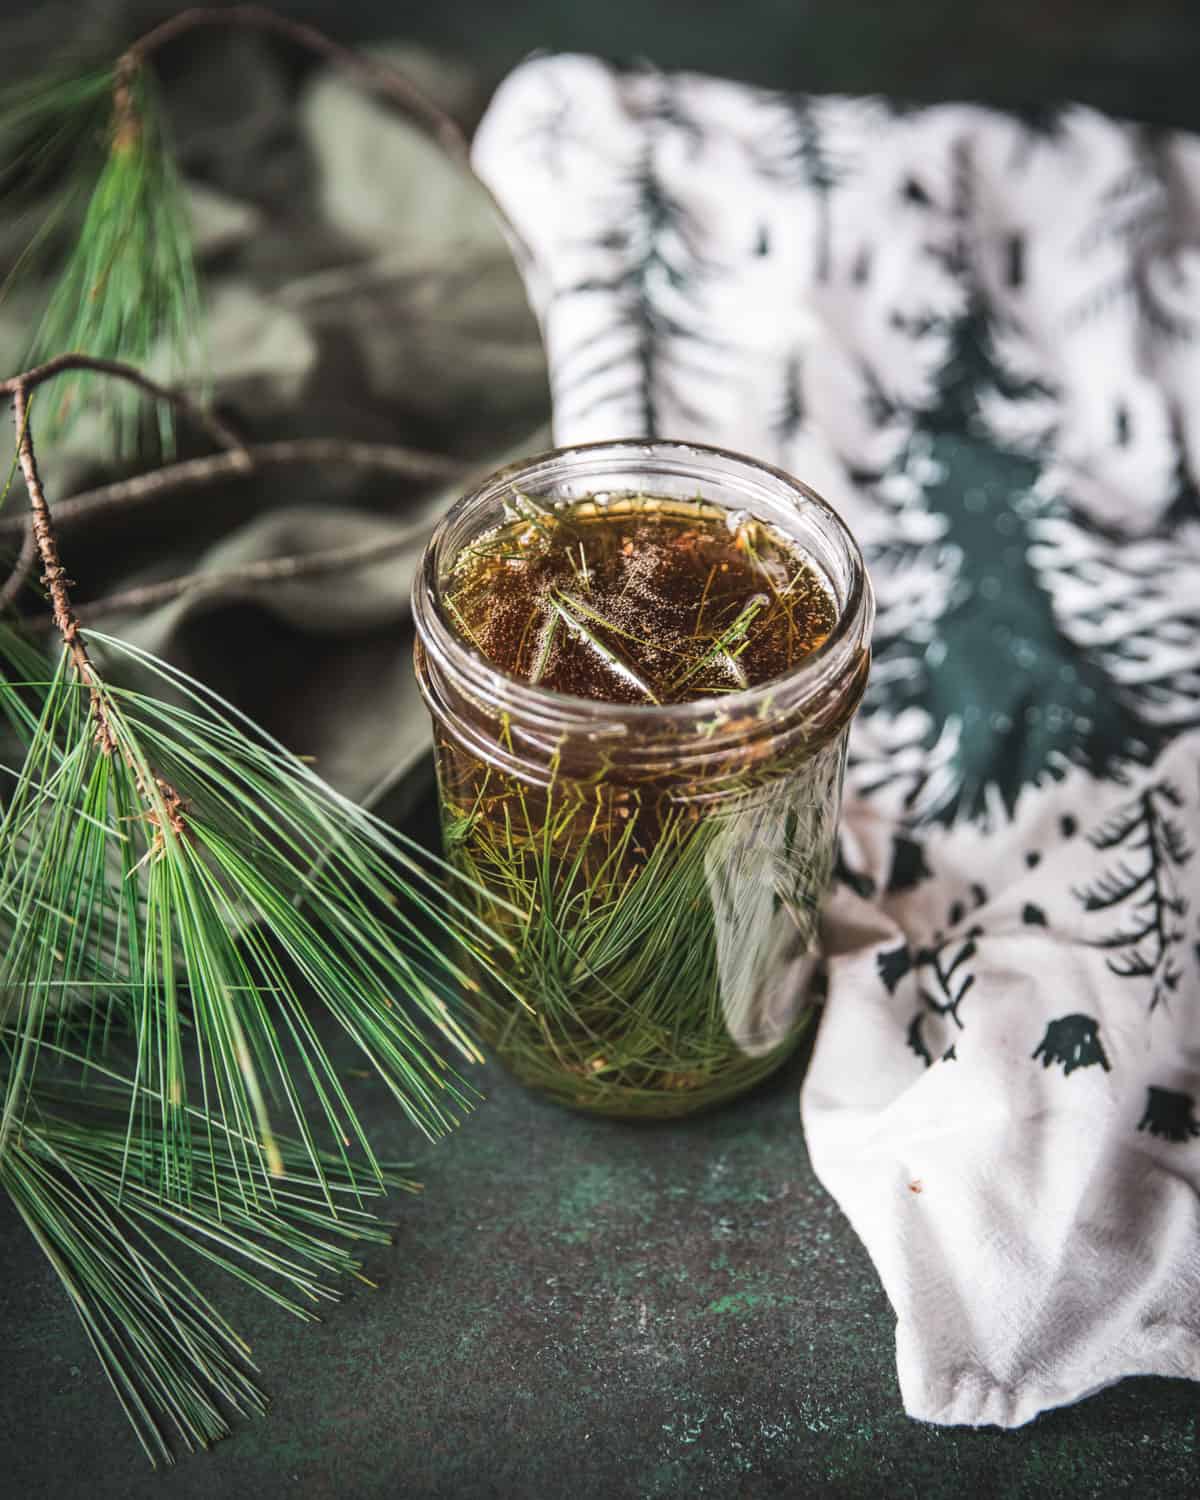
<box><xmin>446</xmin><ymin>493</ymin><xmax>836</xmax><ymax>704</ymax></box>
<box><xmin>431</xmin><ymin>490</ymin><xmax>845</xmax><ymax>1118</ymax></box>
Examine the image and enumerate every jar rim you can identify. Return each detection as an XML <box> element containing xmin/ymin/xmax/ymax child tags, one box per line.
<box><xmin>413</xmin><ymin>437</ymin><xmax>873</xmax><ymax>734</ymax></box>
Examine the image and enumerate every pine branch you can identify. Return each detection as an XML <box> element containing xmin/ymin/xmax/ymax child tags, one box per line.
<box><xmin>6</xmin><ymin>6</ymin><xmax>530</xmax><ymax>455</ymax></box>
<box><xmin>28</xmin><ymin>67</ymin><xmax>202</xmax><ymax>455</ymax></box>
<box><xmin>0</xmin><ymin>356</ymin><xmax>247</xmax><ymax>745</ymax></box>
<box><xmin>0</xmin><ymin>5</ymin><xmax>538</xmax><ymax>1457</ymax></box>
<box><xmin>0</xmin><ymin>353</ymin><xmax>497</xmax><ymax>1145</ymax></box>
<box><xmin>0</xmin><ymin>358</ymin><xmax>521</xmax><ymax>1462</ymax></box>
<box><xmin>9</xmin><ymin>383</ymin><xmax>115</xmax><ymax>752</ymax></box>
<box><xmin>1</xmin><ymin>1073</ymin><xmax>416</xmax><ymax>1466</ymax></box>
<box><xmin>0</xmin><ymin>394</ymin><xmax>39</xmax><ymax>609</ymax></box>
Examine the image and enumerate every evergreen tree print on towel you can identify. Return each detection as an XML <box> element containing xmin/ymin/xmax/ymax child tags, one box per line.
<box><xmin>749</xmin><ymin>93</ymin><xmax>847</xmax><ymax>282</ymax></box>
<box><xmin>845</xmin><ymin>313</ymin><xmax>1163</xmax><ymax>825</ymax></box>
<box><xmin>907</xmin><ymin>1011</ymin><xmax>958</xmax><ymax>1069</ymax></box>
<box><xmin>550</xmin><ymin>71</ymin><xmax>723</xmax><ymax>438</ymax></box>
<box><xmin>878</xmin><ymin>887</ymin><xmax>987</xmax><ymax>1063</ymax></box>
<box><xmin>885</xmin><ymin>834</ymin><xmax>934</xmax><ymax>895</ymax></box>
<box><xmin>770</xmin><ymin>351</ymin><xmax>806</xmax><ymax>450</ymax></box>
<box><xmin>910</xmin><ymin>928</ymin><xmax>980</xmax><ymax>1031</ymax></box>
<box><xmin>833</xmin><ymin>837</ymin><xmax>876</xmax><ymax>901</ymax></box>
<box><xmin>842</xmin><ymin>147</ymin><xmax>1200</xmax><ymax>825</ymax></box>
<box><xmin>1075</xmin><ymin>782</ymin><xmax>1193</xmax><ymax>1012</ymax></box>
<box><xmin>1138</xmin><ymin>1086</ymin><xmax>1200</xmax><ymax>1142</ymax></box>
<box><xmin>1032</xmin><ymin>1015</ymin><xmax>1112</xmax><ymax>1075</ymax></box>
<box><xmin>969</xmin><ymin>110</ymin><xmax>1176</xmax><ymax>530</ymax></box>
<box><xmin>832</xmin><ymin>831</ymin><xmax>935</xmax><ymax>902</ymax></box>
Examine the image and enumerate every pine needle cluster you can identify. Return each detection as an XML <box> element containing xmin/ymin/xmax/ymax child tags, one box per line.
<box><xmin>0</xmin><ymin>6</ymin><xmax>518</xmax><ymax>1463</ymax></box>
<box><xmin>1</xmin><ymin>62</ymin><xmax>198</xmax><ymax>454</ymax></box>
<box><xmin>30</xmin><ymin>67</ymin><xmax>202</xmax><ymax>453</ymax></box>
<box><xmin>0</xmin><ymin>592</ymin><xmax>512</xmax><ymax>1461</ymax></box>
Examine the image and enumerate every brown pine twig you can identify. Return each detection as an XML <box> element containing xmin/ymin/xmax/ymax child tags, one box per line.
<box><xmin>0</xmin><ymin>355</ymin><xmax>249</xmax><ymax>460</ymax></box>
<box><xmin>0</xmin><ymin>356</ymin><xmax>247</xmax><ymax>797</ymax></box>
<box><xmin>0</xmin><ymin>353</ymin><xmax>251</xmax><ymax>609</ymax></box>
<box><xmin>10</xmin><ymin>383</ymin><xmax>116</xmax><ymax>752</ymax></box>
<box><xmin>0</xmin><ymin>439</ymin><xmax>468</xmax><ymax>537</ymax></box>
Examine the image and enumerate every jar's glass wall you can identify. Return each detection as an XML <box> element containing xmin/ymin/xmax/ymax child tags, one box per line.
<box><xmin>426</xmin><ymin>714</ymin><xmax>851</xmax><ymax>1116</ymax></box>
<box><xmin>413</xmin><ymin>441</ymin><xmax>872</xmax><ymax>1119</ymax></box>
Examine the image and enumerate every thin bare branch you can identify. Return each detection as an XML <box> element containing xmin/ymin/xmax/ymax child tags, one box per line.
<box><xmin>0</xmin><ymin>354</ymin><xmax>249</xmax><ymax>459</ymax></box>
<box><xmin>0</xmin><ymin>521</ymin><xmax>36</xmax><ymax>611</ymax></box>
<box><xmin>21</xmin><ymin>519</ymin><xmax>436</xmax><ymax>628</ymax></box>
<box><xmin>0</xmin><ymin>354</ymin><xmax>255</xmax><ymax>610</ymax></box>
<box><xmin>0</xmin><ymin>439</ymin><xmax>468</xmax><ymax>537</ymax></box>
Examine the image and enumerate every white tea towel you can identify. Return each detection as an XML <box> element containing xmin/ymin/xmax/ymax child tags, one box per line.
<box><xmin>473</xmin><ymin>54</ymin><xmax>1200</xmax><ymax>1427</ymax></box>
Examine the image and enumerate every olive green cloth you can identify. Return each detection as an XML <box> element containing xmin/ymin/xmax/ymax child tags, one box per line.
<box><xmin>0</xmin><ymin>21</ymin><xmax>550</xmax><ymax>809</ymax></box>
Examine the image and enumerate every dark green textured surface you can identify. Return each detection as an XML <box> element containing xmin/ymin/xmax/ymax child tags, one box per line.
<box><xmin>3</xmin><ymin>1035</ymin><xmax>1196</xmax><ymax>1498</ymax></box>
<box><xmin>3</xmin><ymin>4</ymin><xmax>1200</xmax><ymax>1493</ymax></box>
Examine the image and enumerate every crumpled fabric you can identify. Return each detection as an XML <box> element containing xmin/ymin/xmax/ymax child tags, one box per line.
<box><xmin>0</xmin><ymin>11</ymin><xmax>549</xmax><ymax>810</ymax></box>
<box><xmin>473</xmin><ymin>52</ymin><xmax>1200</xmax><ymax>1427</ymax></box>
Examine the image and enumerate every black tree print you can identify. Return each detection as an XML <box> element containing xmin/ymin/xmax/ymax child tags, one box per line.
<box><xmin>914</xmin><ymin>927</ymin><xmax>979</xmax><ymax>1031</ymax></box>
<box><xmin>512</xmin><ymin>71</ymin><xmax>581</xmax><ymax>180</ymax></box>
<box><xmin>1032</xmin><ymin>1014</ymin><xmax>1112</xmax><ymax>1075</ymax></box>
<box><xmin>880</xmin><ymin>886</ymin><xmax>988</xmax><ymax>1064</ymax></box>
<box><xmin>885</xmin><ymin>835</ymin><xmax>933</xmax><ymax>895</ymax></box>
<box><xmin>770</xmin><ymin>351</ymin><xmax>806</xmax><ymax>448</ymax></box>
<box><xmin>1141</xmin><ymin>273</ymin><xmax>1198</xmax><ymax>351</ymax></box>
<box><xmin>751</xmin><ymin>94</ymin><xmax>844</xmax><ymax>282</ymax></box>
<box><xmin>1138</xmin><ymin>1086</ymin><xmax>1200</xmax><ymax>1142</ymax></box>
<box><xmin>834</xmin><ymin>832</ymin><xmax>935</xmax><ymax>904</ymax></box>
<box><xmin>1074</xmin><ymin>781</ymin><xmax>1192</xmax><ymax>1012</ymax></box>
<box><xmin>553</xmin><ymin>78</ymin><xmax>722</xmax><ymax>436</ymax></box>
<box><xmin>881</xmin><ymin>925</ymin><xmax>983</xmax><ymax>1030</ymax></box>
<box><xmin>907</xmin><ymin>1011</ymin><xmax>957</xmax><ymax>1068</ymax></box>
<box><xmin>833</xmin><ymin>838</ymin><xmax>876</xmax><ymax>900</ymax></box>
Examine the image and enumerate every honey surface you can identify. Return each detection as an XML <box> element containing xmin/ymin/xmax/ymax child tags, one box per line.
<box><xmin>445</xmin><ymin>494</ymin><xmax>836</xmax><ymax>706</ymax></box>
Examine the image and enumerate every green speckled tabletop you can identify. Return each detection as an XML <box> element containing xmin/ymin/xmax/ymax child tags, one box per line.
<box><xmin>4</xmin><ymin>3</ymin><xmax>1200</xmax><ymax>1493</ymax></box>
<box><xmin>4</xmin><ymin>1034</ymin><xmax>1196</xmax><ymax>1497</ymax></box>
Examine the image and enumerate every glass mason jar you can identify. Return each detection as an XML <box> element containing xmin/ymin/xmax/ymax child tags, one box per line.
<box><xmin>413</xmin><ymin>440</ymin><xmax>873</xmax><ymax>1119</ymax></box>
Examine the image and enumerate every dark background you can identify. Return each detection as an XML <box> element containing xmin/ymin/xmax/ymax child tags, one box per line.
<box><xmin>3</xmin><ymin>3</ymin><xmax>1200</xmax><ymax>1497</ymax></box>
<box><xmin>5</xmin><ymin>0</ymin><xmax>1200</xmax><ymax>127</ymax></box>
<box><xmin>301</xmin><ymin>0</ymin><xmax>1200</xmax><ymax>127</ymax></box>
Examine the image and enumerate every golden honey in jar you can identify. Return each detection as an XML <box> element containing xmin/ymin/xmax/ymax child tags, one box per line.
<box><xmin>414</xmin><ymin>440</ymin><xmax>872</xmax><ymax>1118</ymax></box>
